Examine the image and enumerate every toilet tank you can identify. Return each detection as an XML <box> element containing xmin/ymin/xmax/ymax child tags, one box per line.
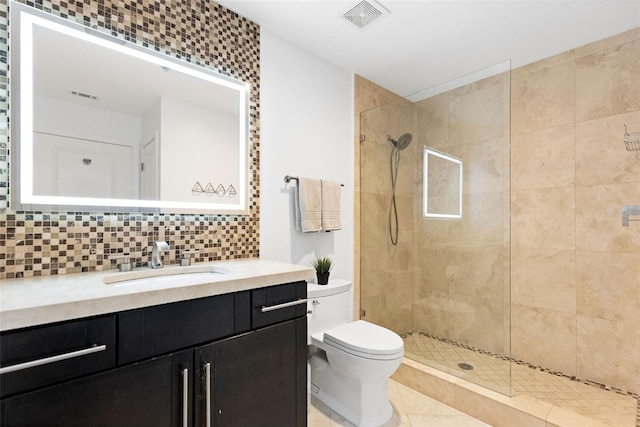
<box><xmin>307</xmin><ymin>280</ymin><xmax>353</xmax><ymax>339</ymax></box>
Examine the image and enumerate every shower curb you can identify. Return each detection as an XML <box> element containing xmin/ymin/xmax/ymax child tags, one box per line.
<box><xmin>393</xmin><ymin>358</ymin><xmax>614</xmax><ymax>427</ymax></box>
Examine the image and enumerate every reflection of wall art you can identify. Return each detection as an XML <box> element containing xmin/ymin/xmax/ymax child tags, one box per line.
<box><xmin>204</xmin><ymin>183</ymin><xmax>216</xmax><ymax>194</ymax></box>
<box><xmin>423</xmin><ymin>147</ymin><xmax>463</xmax><ymax>219</ymax></box>
<box><xmin>191</xmin><ymin>182</ymin><xmax>238</xmax><ymax>197</ymax></box>
<box><xmin>192</xmin><ymin>182</ymin><xmax>205</xmax><ymax>193</ymax></box>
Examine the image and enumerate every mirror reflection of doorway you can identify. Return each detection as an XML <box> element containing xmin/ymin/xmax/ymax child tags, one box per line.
<box><xmin>33</xmin><ymin>132</ymin><xmax>134</xmax><ymax>198</ymax></box>
<box><xmin>141</xmin><ymin>133</ymin><xmax>159</xmax><ymax>200</ymax></box>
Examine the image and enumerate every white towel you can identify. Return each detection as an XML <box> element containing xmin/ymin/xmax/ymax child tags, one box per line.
<box><xmin>295</xmin><ymin>177</ymin><xmax>322</xmax><ymax>233</ymax></box>
<box><xmin>321</xmin><ymin>180</ymin><xmax>342</xmax><ymax>231</ymax></box>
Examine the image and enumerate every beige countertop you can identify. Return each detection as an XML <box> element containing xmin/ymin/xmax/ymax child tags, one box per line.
<box><xmin>0</xmin><ymin>259</ymin><xmax>315</xmax><ymax>332</ymax></box>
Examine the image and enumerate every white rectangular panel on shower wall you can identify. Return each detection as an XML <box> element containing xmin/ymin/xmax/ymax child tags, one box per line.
<box><xmin>33</xmin><ymin>132</ymin><xmax>134</xmax><ymax>199</ymax></box>
<box><xmin>423</xmin><ymin>147</ymin><xmax>463</xmax><ymax>219</ymax></box>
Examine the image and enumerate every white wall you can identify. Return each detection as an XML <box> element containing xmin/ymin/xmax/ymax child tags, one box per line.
<box><xmin>260</xmin><ymin>28</ymin><xmax>354</xmax><ymax>283</ymax></box>
<box><xmin>160</xmin><ymin>96</ymin><xmax>239</xmax><ymax>202</ymax></box>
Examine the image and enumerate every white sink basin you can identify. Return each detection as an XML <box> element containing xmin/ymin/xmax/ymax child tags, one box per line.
<box><xmin>103</xmin><ymin>265</ymin><xmax>234</xmax><ymax>285</ymax></box>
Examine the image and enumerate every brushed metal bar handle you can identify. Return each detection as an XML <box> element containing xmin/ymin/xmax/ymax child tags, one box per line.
<box><xmin>0</xmin><ymin>344</ymin><xmax>106</xmax><ymax>375</ymax></box>
<box><xmin>205</xmin><ymin>362</ymin><xmax>212</xmax><ymax>427</ymax></box>
<box><xmin>182</xmin><ymin>368</ymin><xmax>189</xmax><ymax>427</ymax></box>
<box><xmin>261</xmin><ymin>298</ymin><xmax>308</xmax><ymax>313</ymax></box>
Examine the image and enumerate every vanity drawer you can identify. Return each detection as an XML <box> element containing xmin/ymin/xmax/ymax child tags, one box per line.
<box><xmin>251</xmin><ymin>281</ymin><xmax>307</xmax><ymax>328</ymax></box>
<box><xmin>0</xmin><ymin>315</ymin><xmax>116</xmax><ymax>398</ymax></box>
<box><xmin>119</xmin><ymin>292</ymin><xmax>249</xmax><ymax>364</ymax></box>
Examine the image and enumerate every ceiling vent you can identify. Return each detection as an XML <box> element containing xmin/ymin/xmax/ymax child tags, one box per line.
<box><xmin>69</xmin><ymin>90</ymin><xmax>100</xmax><ymax>101</ymax></box>
<box><xmin>341</xmin><ymin>0</ymin><xmax>389</xmax><ymax>29</ymax></box>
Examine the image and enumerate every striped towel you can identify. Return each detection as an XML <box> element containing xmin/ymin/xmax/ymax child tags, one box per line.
<box><xmin>321</xmin><ymin>180</ymin><xmax>342</xmax><ymax>231</ymax></box>
<box><xmin>295</xmin><ymin>177</ymin><xmax>322</xmax><ymax>232</ymax></box>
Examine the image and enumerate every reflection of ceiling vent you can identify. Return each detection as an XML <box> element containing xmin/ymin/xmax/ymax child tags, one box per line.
<box><xmin>69</xmin><ymin>90</ymin><xmax>100</xmax><ymax>101</ymax></box>
<box><xmin>341</xmin><ymin>0</ymin><xmax>389</xmax><ymax>29</ymax></box>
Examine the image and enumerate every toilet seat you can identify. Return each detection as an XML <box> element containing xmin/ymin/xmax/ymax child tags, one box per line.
<box><xmin>321</xmin><ymin>320</ymin><xmax>404</xmax><ymax>361</ymax></box>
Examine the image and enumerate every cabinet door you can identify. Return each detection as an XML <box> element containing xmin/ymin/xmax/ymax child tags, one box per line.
<box><xmin>0</xmin><ymin>349</ymin><xmax>193</xmax><ymax>427</ymax></box>
<box><xmin>196</xmin><ymin>317</ymin><xmax>307</xmax><ymax>427</ymax></box>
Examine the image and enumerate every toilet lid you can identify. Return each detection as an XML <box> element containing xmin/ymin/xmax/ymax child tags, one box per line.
<box><xmin>322</xmin><ymin>320</ymin><xmax>404</xmax><ymax>359</ymax></box>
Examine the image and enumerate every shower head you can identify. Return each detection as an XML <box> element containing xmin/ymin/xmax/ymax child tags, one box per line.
<box><xmin>387</xmin><ymin>133</ymin><xmax>413</xmax><ymax>151</ymax></box>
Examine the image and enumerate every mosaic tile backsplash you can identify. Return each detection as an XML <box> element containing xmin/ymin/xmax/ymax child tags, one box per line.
<box><xmin>0</xmin><ymin>0</ymin><xmax>260</xmax><ymax>280</ymax></box>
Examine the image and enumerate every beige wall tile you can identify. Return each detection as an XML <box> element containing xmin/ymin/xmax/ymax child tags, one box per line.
<box><xmin>511</xmin><ymin>187</ymin><xmax>576</xmax><ymax>250</ymax></box>
<box><xmin>511</xmin><ymin>125</ymin><xmax>575</xmax><ymax>191</ymax></box>
<box><xmin>463</xmin><ymin>192</ymin><xmax>507</xmax><ymax>246</ymax></box>
<box><xmin>355</xmin><ymin>75</ymin><xmax>402</xmax><ymax>114</ymax></box>
<box><xmin>574</xmin><ymin>27</ymin><xmax>640</xmax><ymax>58</ymax></box>
<box><xmin>576</xmin><ymin>250</ymin><xmax>640</xmax><ymax>324</ymax></box>
<box><xmin>511</xmin><ymin>304</ymin><xmax>577</xmax><ymax>376</ymax></box>
<box><xmin>386</xmin><ymin>283</ymin><xmax>414</xmax><ymax>334</ymax></box>
<box><xmin>575</xmin><ymin>111</ymin><xmax>640</xmax><ymax>186</ymax></box>
<box><xmin>448</xmin><ymin>294</ymin><xmax>506</xmax><ymax>354</ymax></box>
<box><xmin>449</xmin><ymin>81</ymin><xmax>506</xmax><ymax>144</ymax></box>
<box><xmin>416</xmin><ymin>93</ymin><xmax>450</xmax><ymax>149</ymax></box>
<box><xmin>511</xmin><ymin>50</ymin><xmax>575</xmax><ymax>80</ymax></box>
<box><xmin>361</xmin><ymin>192</ymin><xmax>413</xmax><ymax>240</ymax></box>
<box><xmin>462</xmin><ymin>137</ymin><xmax>508</xmax><ymax>194</ymax></box>
<box><xmin>576</xmin><ymin>183</ymin><xmax>640</xmax><ymax>252</ymax></box>
<box><xmin>428</xmin><ymin>245</ymin><xmax>504</xmax><ymax>292</ymax></box>
<box><xmin>413</xmin><ymin>291</ymin><xmax>454</xmax><ymax>339</ymax></box>
<box><xmin>511</xmin><ymin>247</ymin><xmax>576</xmax><ymax>314</ymax></box>
<box><xmin>511</xmin><ymin>60</ymin><xmax>574</xmax><ymax>134</ymax></box>
<box><xmin>360</xmin><ymin>95</ymin><xmax>414</xmax><ymax>196</ymax></box>
<box><xmin>577</xmin><ymin>315</ymin><xmax>640</xmax><ymax>392</ymax></box>
<box><xmin>575</xmin><ymin>39</ymin><xmax>640</xmax><ymax>122</ymax></box>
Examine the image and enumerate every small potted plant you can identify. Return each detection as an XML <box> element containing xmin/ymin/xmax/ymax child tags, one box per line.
<box><xmin>312</xmin><ymin>256</ymin><xmax>334</xmax><ymax>285</ymax></box>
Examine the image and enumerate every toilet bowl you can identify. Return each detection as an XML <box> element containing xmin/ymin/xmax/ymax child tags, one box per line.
<box><xmin>308</xmin><ymin>280</ymin><xmax>404</xmax><ymax>427</ymax></box>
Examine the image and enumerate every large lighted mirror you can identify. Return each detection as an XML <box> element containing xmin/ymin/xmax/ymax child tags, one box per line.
<box><xmin>423</xmin><ymin>147</ymin><xmax>463</xmax><ymax>219</ymax></box>
<box><xmin>11</xmin><ymin>3</ymin><xmax>250</xmax><ymax>214</ymax></box>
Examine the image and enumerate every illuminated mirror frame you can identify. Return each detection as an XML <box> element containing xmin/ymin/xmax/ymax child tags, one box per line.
<box><xmin>423</xmin><ymin>147</ymin><xmax>463</xmax><ymax>219</ymax></box>
<box><xmin>11</xmin><ymin>3</ymin><xmax>250</xmax><ymax>214</ymax></box>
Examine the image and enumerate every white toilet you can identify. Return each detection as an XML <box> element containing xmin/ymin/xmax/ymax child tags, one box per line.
<box><xmin>307</xmin><ymin>279</ymin><xmax>404</xmax><ymax>427</ymax></box>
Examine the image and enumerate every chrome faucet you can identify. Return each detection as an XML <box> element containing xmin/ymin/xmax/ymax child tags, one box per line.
<box><xmin>151</xmin><ymin>241</ymin><xmax>170</xmax><ymax>269</ymax></box>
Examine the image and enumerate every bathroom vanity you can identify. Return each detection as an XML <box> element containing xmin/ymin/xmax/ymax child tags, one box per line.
<box><xmin>0</xmin><ymin>260</ymin><xmax>313</xmax><ymax>427</ymax></box>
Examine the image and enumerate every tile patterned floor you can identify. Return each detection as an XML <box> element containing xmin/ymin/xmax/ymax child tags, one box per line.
<box><xmin>403</xmin><ymin>331</ymin><xmax>639</xmax><ymax>427</ymax></box>
<box><xmin>308</xmin><ymin>378</ymin><xmax>490</xmax><ymax>427</ymax></box>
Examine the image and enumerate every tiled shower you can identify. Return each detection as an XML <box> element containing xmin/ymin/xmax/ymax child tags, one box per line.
<box><xmin>357</xmin><ymin>27</ymin><xmax>640</xmax><ymax>426</ymax></box>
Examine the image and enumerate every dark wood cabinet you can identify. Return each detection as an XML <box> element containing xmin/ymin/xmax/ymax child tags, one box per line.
<box><xmin>0</xmin><ymin>315</ymin><xmax>116</xmax><ymax>398</ymax></box>
<box><xmin>0</xmin><ymin>281</ymin><xmax>307</xmax><ymax>427</ymax></box>
<box><xmin>1</xmin><ymin>349</ymin><xmax>192</xmax><ymax>427</ymax></box>
<box><xmin>195</xmin><ymin>317</ymin><xmax>307</xmax><ymax>427</ymax></box>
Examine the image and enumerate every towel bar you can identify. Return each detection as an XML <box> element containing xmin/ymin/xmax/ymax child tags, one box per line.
<box><xmin>284</xmin><ymin>175</ymin><xmax>344</xmax><ymax>187</ymax></box>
